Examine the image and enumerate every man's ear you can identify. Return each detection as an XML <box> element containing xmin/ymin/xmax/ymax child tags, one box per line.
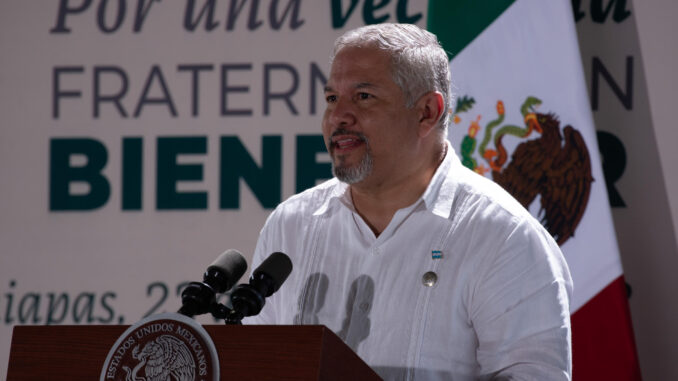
<box><xmin>416</xmin><ymin>91</ymin><xmax>445</xmax><ymax>138</ymax></box>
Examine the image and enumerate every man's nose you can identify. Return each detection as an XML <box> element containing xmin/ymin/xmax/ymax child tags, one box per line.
<box><xmin>327</xmin><ymin>97</ymin><xmax>356</xmax><ymax>128</ymax></box>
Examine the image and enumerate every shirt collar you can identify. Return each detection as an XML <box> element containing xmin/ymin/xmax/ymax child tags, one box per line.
<box><xmin>312</xmin><ymin>179</ymin><xmax>351</xmax><ymax>216</ymax></box>
<box><xmin>420</xmin><ymin>140</ymin><xmax>458</xmax><ymax>219</ymax></box>
<box><xmin>312</xmin><ymin>140</ymin><xmax>460</xmax><ymax>219</ymax></box>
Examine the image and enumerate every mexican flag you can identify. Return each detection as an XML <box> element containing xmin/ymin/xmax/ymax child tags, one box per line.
<box><xmin>427</xmin><ymin>1</ymin><xmax>641</xmax><ymax>379</ymax></box>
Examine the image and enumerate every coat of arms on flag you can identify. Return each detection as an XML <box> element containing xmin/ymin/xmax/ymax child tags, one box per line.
<box><xmin>453</xmin><ymin>95</ymin><xmax>593</xmax><ymax>245</ymax></box>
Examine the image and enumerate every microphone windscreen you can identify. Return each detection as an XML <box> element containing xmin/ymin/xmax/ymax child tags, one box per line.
<box><xmin>207</xmin><ymin>249</ymin><xmax>248</xmax><ymax>286</ymax></box>
<box><xmin>253</xmin><ymin>252</ymin><xmax>293</xmax><ymax>293</ymax></box>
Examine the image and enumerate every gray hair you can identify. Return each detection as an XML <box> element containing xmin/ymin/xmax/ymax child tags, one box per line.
<box><xmin>331</xmin><ymin>23</ymin><xmax>451</xmax><ymax>131</ymax></box>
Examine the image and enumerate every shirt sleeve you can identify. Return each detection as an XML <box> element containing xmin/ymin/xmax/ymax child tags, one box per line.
<box><xmin>471</xmin><ymin>218</ymin><xmax>573</xmax><ymax>380</ymax></box>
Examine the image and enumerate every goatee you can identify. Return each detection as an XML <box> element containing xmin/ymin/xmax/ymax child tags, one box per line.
<box><xmin>328</xmin><ymin>130</ymin><xmax>373</xmax><ymax>184</ymax></box>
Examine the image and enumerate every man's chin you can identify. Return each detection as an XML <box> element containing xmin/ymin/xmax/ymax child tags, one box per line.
<box><xmin>334</xmin><ymin>170</ymin><xmax>363</xmax><ymax>184</ymax></box>
<box><xmin>332</xmin><ymin>160</ymin><xmax>372</xmax><ymax>184</ymax></box>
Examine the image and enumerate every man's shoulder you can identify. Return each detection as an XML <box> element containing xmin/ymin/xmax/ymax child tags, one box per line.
<box><xmin>448</xmin><ymin>165</ymin><xmax>567</xmax><ymax>275</ymax></box>
<box><xmin>445</xmin><ymin>163</ymin><xmax>557</xmax><ymax>246</ymax></box>
<box><xmin>452</xmin><ymin>165</ymin><xmax>532</xmax><ymax>223</ymax></box>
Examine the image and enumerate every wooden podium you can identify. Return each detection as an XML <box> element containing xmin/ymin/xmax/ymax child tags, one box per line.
<box><xmin>7</xmin><ymin>324</ymin><xmax>382</xmax><ymax>380</ymax></box>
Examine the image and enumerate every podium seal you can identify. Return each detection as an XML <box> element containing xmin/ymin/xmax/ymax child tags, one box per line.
<box><xmin>100</xmin><ymin>313</ymin><xmax>219</xmax><ymax>381</ymax></box>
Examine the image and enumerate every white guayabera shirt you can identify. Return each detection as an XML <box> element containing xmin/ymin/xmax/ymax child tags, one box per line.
<box><xmin>245</xmin><ymin>141</ymin><xmax>572</xmax><ymax>381</ymax></box>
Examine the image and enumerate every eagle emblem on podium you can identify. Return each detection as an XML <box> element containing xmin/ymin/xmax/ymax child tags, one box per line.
<box><xmin>122</xmin><ymin>335</ymin><xmax>195</xmax><ymax>381</ymax></box>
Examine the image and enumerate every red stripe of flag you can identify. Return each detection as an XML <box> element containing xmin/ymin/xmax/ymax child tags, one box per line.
<box><xmin>571</xmin><ymin>276</ymin><xmax>642</xmax><ymax>380</ymax></box>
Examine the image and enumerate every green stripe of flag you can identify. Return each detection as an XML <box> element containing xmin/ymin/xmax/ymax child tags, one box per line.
<box><xmin>427</xmin><ymin>0</ymin><xmax>515</xmax><ymax>60</ymax></box>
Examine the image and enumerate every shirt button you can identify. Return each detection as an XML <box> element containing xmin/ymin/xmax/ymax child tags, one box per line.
<box><xmin>422</xmin><ymin>271</ymin><xmax>437</xmax><ymax>287</ymax></box>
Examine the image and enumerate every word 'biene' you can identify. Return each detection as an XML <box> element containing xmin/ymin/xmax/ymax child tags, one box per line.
<box><xmin>50</xmin><ymin>135</ymin><xmax>331</xmax><ymax>211</ymax></box>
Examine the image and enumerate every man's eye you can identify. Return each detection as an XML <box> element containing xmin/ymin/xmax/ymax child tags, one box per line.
<box><xmin>358</xmin><ymin>93</ymin><xmax>372</xmax><ymax>100</ymax></box>
<box><xmin>326</xmin><ymin>95</ymin><xmax>337</xmax><ymax>103</ymax></box>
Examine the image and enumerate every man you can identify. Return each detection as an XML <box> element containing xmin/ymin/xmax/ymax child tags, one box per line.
<box><xmin>246</xmin><ymin>23</ymin><xmax>572</xmax><ymax>380</ymax></box>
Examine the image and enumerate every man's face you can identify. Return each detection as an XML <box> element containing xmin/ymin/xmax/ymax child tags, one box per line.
<box><xmin>322</xmin><ymin>46</ymin><xmax>420</xmax><ymax>186</ymax></box>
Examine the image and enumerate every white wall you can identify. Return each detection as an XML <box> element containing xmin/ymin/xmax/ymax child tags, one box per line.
<box><xmin>634</xmin><ymin>2</ymin><xmax>678</xmax><ymax>248</ymax></box>
<box><xmin>626</xmin><ymin>1</ymin><xmax>678</xmax><ymax>379</ymax></box>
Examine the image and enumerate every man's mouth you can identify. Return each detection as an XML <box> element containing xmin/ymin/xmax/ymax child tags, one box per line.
<box><xmin>330</xmin><ymin>130</ymin><xmax>367</xmax><ymax>154</ymax></box>
<box><xmin>335</xmin><ymin>137</ymin><xmax>361</xmax><ymax>149</ymax></box>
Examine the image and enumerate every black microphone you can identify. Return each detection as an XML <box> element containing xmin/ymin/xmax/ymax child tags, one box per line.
<box><xmin>178</xmin><ymin>249</ymin><xmax>248</xmax><ymax>317</ymax></box>
<box><xmin>226</xmin><ymin>252</ymin><xmax>293</xmax><ymax>324</ymax></box>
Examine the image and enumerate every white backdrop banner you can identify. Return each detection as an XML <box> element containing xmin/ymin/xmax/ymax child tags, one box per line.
<box><xmin>0</xmin><ymin>0</ymin><xmax>429</xmax><ymax>376</ymax></box>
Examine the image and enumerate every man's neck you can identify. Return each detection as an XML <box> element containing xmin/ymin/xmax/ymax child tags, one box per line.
<box><xmin>349</xmin><ymin>143</ymin><xmax>447</xmax><ymax>237</ymax></box>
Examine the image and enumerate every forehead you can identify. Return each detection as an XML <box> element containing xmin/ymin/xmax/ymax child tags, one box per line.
<box><xmin>327</xmin><ymin>46</ymin><xmax>396</xmax><ymax>89</ymax></box>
